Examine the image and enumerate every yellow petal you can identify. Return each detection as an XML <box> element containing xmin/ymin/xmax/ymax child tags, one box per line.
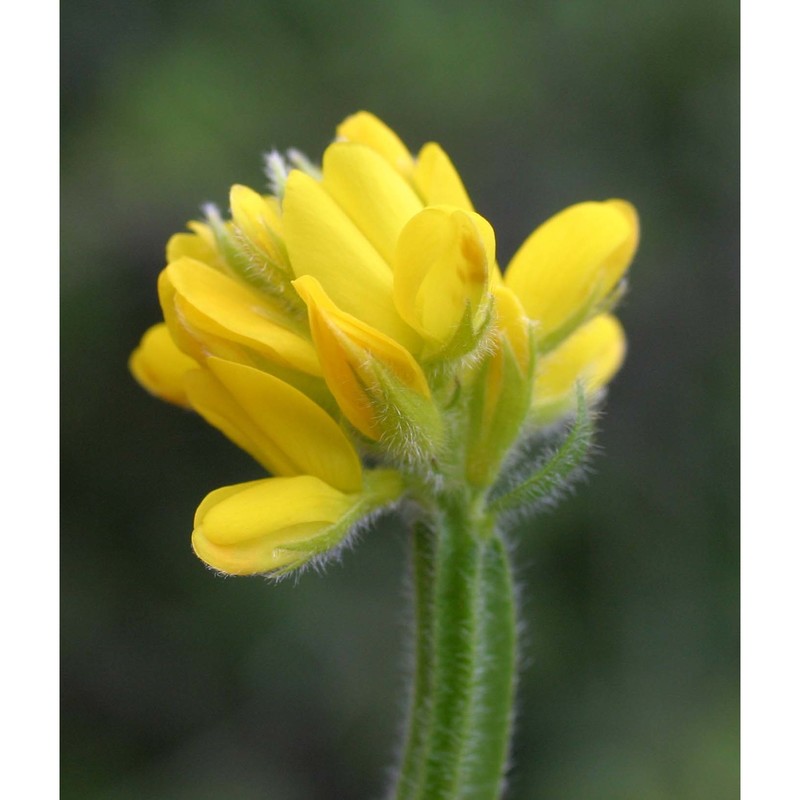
<box><xmin>229</xmin><ymin>184</ymin><xmax>286</xmax><ymax>266</ymax></box>
<box><xmin>413</xmin><ymin>142</ymin><xmax>474</xmax><ymax>210</ymax></box>
<box><xmin>294</xmin><ymin>275</ymin><xmax>431</xmax><ymax>440</ymax></box>
<box><xmin>191</xmin><ymin>476</ymin><xmax>357</xmax><ymax>575</ymax></box>
<box><xmin>282</xmin><ymin>170</ymin><xmax>420</xmax><ymax>351</ymax></box>
<box><xmin>533</xmin><ymin>314</ymin><xmax>626</xmax><ymax>418</ymax></box>
<box><xmin>492</xmin><ymin>284</ymin><xmax>533</xmax><ymax>374</ymax></box>
<box><xmin>504</xmin><ymin>200</ymin><xmax>638</xmax><ymax>342</ymax></box>
<box><xmin>129</xmin><ymin>323</ymin><xmax>198</xmax><ymax>407</ymax></box>
<box><xmin>160</xmin><ymin>257</ymin><xmax>320</xmax><ymax>375</ymax></box>
<box><xmin>322</xmin><ymin>142</ymin><xmax>423</xmax><ymax>264</ymax></box>
<box><xmin>166</xmin><ymin>221</ymin><xmax>226</xmax><ymax>271</ymax></box>
<box><xmin>184</xmin><ymin>357</ymin><xmax>362</xmax><ymax>492</ymax></box>
<box><xmin>336</xmin><ymin>111</ymin><xmax>415</xmax><ymax>179</ymax></box>
<box><xmin>394</xmin><ymin>206</ymin><xmax>493</xmax><ymax>348</ymax></box>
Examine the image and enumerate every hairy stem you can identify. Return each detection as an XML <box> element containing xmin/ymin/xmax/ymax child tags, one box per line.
<box><xmin>393</xmin><ymin>494</ymin><xmax>516</xmax><ymax>800</ymax></box>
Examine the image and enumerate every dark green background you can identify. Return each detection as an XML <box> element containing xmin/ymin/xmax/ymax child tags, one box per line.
<box><xmin>62</xmin><ymin>1</ymin><xmax>739</xmax><ymax>797</ymax></box>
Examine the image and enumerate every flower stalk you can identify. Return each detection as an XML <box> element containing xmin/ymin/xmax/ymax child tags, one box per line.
<box><xmin>395</xmin><ymin>493</ymin><xmax>515</xmax><ymax>800</ymax></box>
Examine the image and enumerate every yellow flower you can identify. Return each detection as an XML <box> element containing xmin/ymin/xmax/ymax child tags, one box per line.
<box><xmin>128</xmin><ymin>116</ymin><xmax>640</xmax><ymax>800</ymax></box>
<box><xmin>393</xmin><ymin>205</ymin><xmax>494</xmax><ymax>356</ymax></box>
<box><xmin>192</xmin><ymin>476</ymin><xmax>359</xmax><ymax>575</ymax></box>
<box><xmin>192</xmin><ymin>476</ymin><xmax>356</xmax><ymax>575</ymax></box>
<box><xmin>130</xmin><ymin>111</ymin><xmax>638</xmax><ymax>575</ymax></box>
<box><xmin>182</xmin><ymin>355</ymin><xmax>403</xmax><ymax>575</ymax></box>
<box><xmin>504</xmin><ymin>200</ymin><xmax>638</xmax><ymax>351</ymax></box>
<box><xmin>192</xmin><ymin>470</ymin><xmax>403</xmax><ymax>576</ymax></box>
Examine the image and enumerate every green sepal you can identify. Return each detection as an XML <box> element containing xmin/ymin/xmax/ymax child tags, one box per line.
<box><xmin>487</xmin><ymin>384</ymin><xmax>595</xmax><ymax>518</ymax></box>
<box><xmin>363</xmin><ymin>359</ymin><xmax>446</xmax><ymax>470</ymax></box>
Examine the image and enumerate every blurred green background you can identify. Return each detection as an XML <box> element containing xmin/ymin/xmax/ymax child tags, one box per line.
<box><xmin>61</xmin><ymin>1</ymin><xmax>739</xmax><ymax>797</ymax></box>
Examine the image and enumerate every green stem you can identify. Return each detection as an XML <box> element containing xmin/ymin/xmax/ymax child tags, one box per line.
<box><xmin>393</xmin><ymin>494</ymin><xmax>517</xmax><ymax>800</ymax></box>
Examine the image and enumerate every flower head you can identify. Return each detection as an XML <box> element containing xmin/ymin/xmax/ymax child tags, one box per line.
<box><xmin>131</xmin><ymin>112</ymin><xmax>638</xmax><ymax>576</ymax></box>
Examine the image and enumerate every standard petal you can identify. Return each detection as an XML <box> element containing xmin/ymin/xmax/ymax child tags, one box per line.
<box><xmin>504</xmin><ymin>200</ymin><xmax>638</xmax><ymax>343</ymax></box>
<box><xmin>413</xmin><ymin>142</ymin><xmax>474</xmax><ymax>210</ymax></box>
<box><xmin>129</xmin><ymin>323</ymin><xmax>198</xmax><ymax>407</ymax></box>
<box><xmin>191</xmin><ymin>476</ymin><xmax>357</xmax><ymax>574</ymax></box>
<box><xmin>184</xmin><ymin>357</ymin><xmax>363</xmax><ymax>492</ymax></box>
<box><xmin>160</xmin><ymin>257</ymin><xmax>320</xmax><ymax>375</ymax></box>
<box><xmin>533</xmin><ymin>314</ymin><xmax>626</xmax><ymax>418</ymax></box>
<box><xmin>322</xmin><ymin>142</ymin><xmax>423</xmax><ymax>264</ymax></box>
<box><xmin>336</xmin><ymin>111</ymin><xmax>415</xmax><ymax>179</ymax></box>
<box><xmin>283</xmin><ymin>170</ymin><xmax>420</xmax><ymax>351</ymax></box>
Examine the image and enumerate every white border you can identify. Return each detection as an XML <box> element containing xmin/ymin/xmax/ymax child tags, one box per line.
<box><xmin>3</xmin><ymin>4</ymin><xmax>60</xmax><ymax>794</ymax></box>
<box><xmin>741</xmin><ymin>2</ymin><xmax>799</xmax><ymax>796</ymax></box>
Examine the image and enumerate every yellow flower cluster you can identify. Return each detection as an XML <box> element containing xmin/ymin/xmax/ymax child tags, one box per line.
<box><xmin>130</xmin><ymin>112</ymin><xmax>638</xmax><ymax>576</ymax></box>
